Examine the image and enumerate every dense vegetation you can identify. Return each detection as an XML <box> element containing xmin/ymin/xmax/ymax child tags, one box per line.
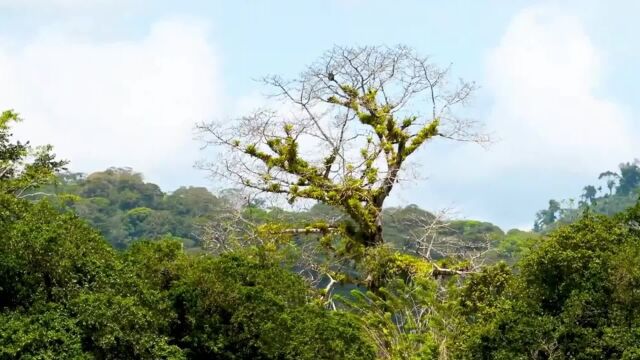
<box><xmin>2</xmin><ymin>113</ymin><xmax>639</xmax><ymax>360</ymax></box>
<box><xmin>41</xmin><ymin>168</ymin><xmax>533</xmax><ymax>269</ymax></box>
<box><xmin>7</xmin><ymin>187</ymin><xmax>640</xmax><ymax>358</ymax></box>
<box><xmin>4</xmin><ymin>42</ymin><xmax>640</xmax><ymax>358</ymax></box>
<box><xmin>535</xmin><ymin>159</ymin><xmax>640</xmax><ymax>232</ymax></box>
<box><xmin>0</xmin><ymin>196</ymin><xmax>374</xmax><ymax>359</ymax></box>
<box><xmin>0</xmin><ymin>111</ymin><xmax>374</xmax><ymax>359</ymax></box>
<box><xmin>40</xmin><ymin>168</ymin><xmax>226</xmax><ymax>249</ymax></box>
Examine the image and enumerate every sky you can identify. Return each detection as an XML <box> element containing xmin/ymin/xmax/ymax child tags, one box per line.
<box><xmin>0</xmin><ymin>0</ymin><xmax>639</xmax><ymax>230</ymax></box>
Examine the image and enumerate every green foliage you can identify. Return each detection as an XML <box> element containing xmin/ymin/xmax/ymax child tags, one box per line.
<box><xmin>445</xmin><ymin>220</ymin><xmax>504</xmax><ymax>242</ymax></box>
<box><xmin>582</xmin><ymin>184</ymin><xmax>597</xmax><ymax>205</ymax></box>
<box><xmin>170</xmin><ymin>251</ymin><xmax>373</xmax><ymax>359</ymax></box>
<box><xmin>0</xmin><ymin>109</ymin><xmax>66</xmax><ymax>197</ymax></box>
<box><xmin>343</xmin><ymin>278</ymin><xmax>442</xmax><ymax>359</ymax></box>
<box><xmin>457</xmin><ymin>263</ymin><xmax>513</xmax><ymax>321</ymax></box>
<box><xmin>0</xmin><ymin>195</ymin><xmax>182</xmax><ymax>359</ymax></box>
<box><xmin>40</xmin><ymin>166</ymin><xmax>537</xmax><ymax>275</ymax></box>
<box><xmin>617</xmin><ymin>160</ymin><xmax>640</xmax><ymax>196</ymax></box>
<box><xmin>68</xmin><ymin>291</ymin><xmax>184</xmax><ymax>359</ymax></box>
<box><xmin>495</xmin><ymin>229</ymin><xmax>540</xmax><ymax>263</ymax></box>
<box><xmin>453</xmin><ymin>203</ymin><xmax>640</xmax><ymax>359</ymax></box>
<box><xmin>40</xmin><ymin>168</ymin><xmax>225</xmax><ymax>249</ymax></box>
<box><xmin>0</xmin><ymin>195</ymin><xmax>116</xmax><ymax>308</ymax></box>
<box><xmin>534</xmin><ymin>199</ymin><xmax>562</xmax><ymax>231</ymax></box>
<box><xmin>0</xmin><ymin>114</ymin><xmax>373</xmax><ymax>359</ymax></box>
<box><xmin>535</xmin><ymin>159</ymin><xmax>640</xmax><ymax>232</ymax></box>
<box><xmin>0</xmin><ymin>196</ymin><xmax>373</xmax><ymax>359</ymax></box>
<box><xmin>11</xmin><ymin>107</ymin><xmax>640</xmax><ymax>359</ymax></box>
<box><xmin>0</xmin><ymin>305</ymin><xmax>90</xmax><ymax>360</ymax></box>
<box><xmin>361</xmin><ymin>245</ymin><xmax>432</xmax><ymax>287</ymax></box>
<box><xmin>204</xmin><ymin>46</ymin><xmax>467</xmax><ymax>250</ymax></box>
<box><xmin>1</xmin><ymin>181</ymin><xmax>371</xmax><ymax>360</ymax></box>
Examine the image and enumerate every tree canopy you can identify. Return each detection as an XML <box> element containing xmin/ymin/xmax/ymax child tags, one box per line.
<box><xmin>4</xmin><ymin>39</ymin><xmax>640</xmax><ymax>359</ymax></box>
<box><xmin>535</xmin><ymin>159</ymin><xmax>640</xmax><ymax>232</ymax></box>
<box><xmin>199</xmin><ymin>45</ymin><xmax>487</xmax><ymax>249</ymax></box>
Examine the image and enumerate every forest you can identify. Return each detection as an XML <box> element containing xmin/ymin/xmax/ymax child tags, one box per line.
<box><xmin>3</xmin><ymin>45</ymin><xmax>640</xmax><ymax>360</ymax></box>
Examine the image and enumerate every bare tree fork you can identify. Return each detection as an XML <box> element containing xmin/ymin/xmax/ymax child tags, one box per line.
<box><xmin>196</xmin><ymin>191</ymin><xmax>355</xmax><ymax>302</ymax></box>
<box><xmin>277</xmin><ymin>227</ymin><xmax>338</xmax><ymax>234</ymax></box>
<box><xmin>197</xmin><ymin>209</ymin><xmax>263</xmax><ymax>254</ymax></box>
<box><xmin>407</xmin><ymin>208</ymin><xmax>457</xmax><ymax>260</ymax></box>
<box><xmin>406</xmin><ymin>208</ymin><xmax>495</xmax><ymax>277</ymax></box>
<box><xmin>198</xmin><ymin>44</ymin><xmax>488</xmax><ymax>251</ymax></box>
<box><xmin>16</xmin><ymin>191</ymin><xmax>54</xmax><ymax>198</ymax></box>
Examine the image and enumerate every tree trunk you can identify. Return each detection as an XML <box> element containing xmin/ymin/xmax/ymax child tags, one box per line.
<box><xmin>362</xmin><ymin>213</ymin><xmax>384</xmax><ymax>247</ymax></box>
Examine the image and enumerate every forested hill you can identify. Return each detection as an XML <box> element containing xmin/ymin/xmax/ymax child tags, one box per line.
<box><xmin>6</xmin><ymin>105</ymin><xmax>640</xmax><ymax>357</ymax></box>
<box><xmin>40</xmin><ymin>167</ymin><xmax>533</xmax><ymax>262</ymax></box>
<box><xmin>534</xmin><ymin>159</ymin><xmax>640</xmax><ymax>232</ymax></box>
<box><xmin>42</xmin><ymin>168</ymin><xmax>226</xmax><ymax>249</ymax></box>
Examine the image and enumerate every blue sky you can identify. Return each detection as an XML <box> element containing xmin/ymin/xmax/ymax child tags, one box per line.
<box><xmin>0</xmin><ymin>0</ymin><xmax>638</xmax><ymax>230</ymax></box>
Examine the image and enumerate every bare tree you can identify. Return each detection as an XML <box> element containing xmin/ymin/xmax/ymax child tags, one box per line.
<box><xmin>409</xmin><ymin>208</ymin><xmax>455</xmax><ymax>260</ymax></box>
<box><xmin>197</xmin><ymin>190</ymin><xmax>350</xmax><ymax>305</ymax></box>
<box><xmin>407</xmin><ymin>209</ymin><xmax>494</xmax><ymax>276</ymax></box>
<box><xmin>197</xmin><ymin>207</ymin><xmax>260</xmax><ymax>254</ymax></box>
<box><xmin>196</xmin><ymin>189</ymin><xmax>306</xmax><ymax>253</ymax></box>
<box><xmin>198</xmin><ymin>45</ymin><xmax>488</xmax><ymax>251</ymax></box>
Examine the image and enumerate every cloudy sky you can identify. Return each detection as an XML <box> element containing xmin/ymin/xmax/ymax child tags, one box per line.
<box><xmin>1</xmin><ymin>0</ymin><xmax>638</xmax><ymax>229</ymax></box>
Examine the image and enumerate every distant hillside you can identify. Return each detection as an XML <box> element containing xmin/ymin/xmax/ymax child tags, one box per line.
<box><xmin>534</xmin><ymin>159</ymin><xmax>640</xmax><ymax>232</ymax></box>
<box><xmin>39</xmin><ymin>168</ymin><xmax>225</xmax><ymax>249</ymax></box>
<box><xmin>39</xmin><ymin>167</ymin><xmax>536</xmax><ymax>262</ymax></box>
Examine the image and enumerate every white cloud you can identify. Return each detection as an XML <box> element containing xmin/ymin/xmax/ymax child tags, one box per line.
<box><xmin>0</xmin><ymin>19</ymin><xmax>221</xmax><ymax>187</ymax></box>
<box><xmin>391</xmin><ymin>4</ymin><xmax>638</xmax><ymax>229</ymax></box>
<box><xmin>481</xmin><ymin>4</ymin><xmax>637</xmax><ymax>175</ymax></box>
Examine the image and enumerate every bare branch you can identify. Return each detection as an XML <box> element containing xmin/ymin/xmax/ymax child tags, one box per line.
<box><xmin>198</xmin><ymin>45</ymin><xmax>490</xmax><ymax>249</ymax></box>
